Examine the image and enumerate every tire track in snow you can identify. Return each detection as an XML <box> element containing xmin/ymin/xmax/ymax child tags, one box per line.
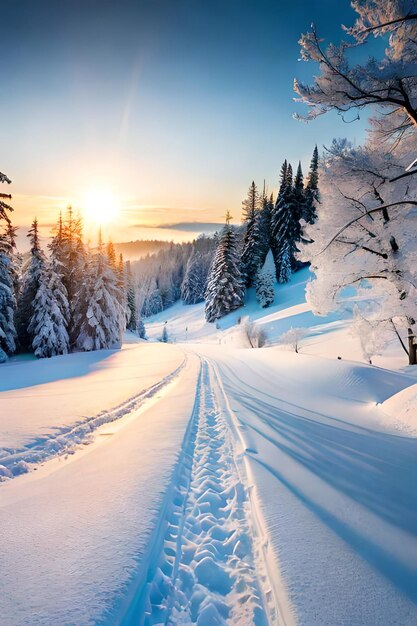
<box><xmin>137</xmin><ymin>359</ymin><xmax>276</xmax><ymax>625</ymax></box>
<box><xmin>0</xmin><ymin>357</ymin><xmax>187</xmax><ymax>481</ymax></box>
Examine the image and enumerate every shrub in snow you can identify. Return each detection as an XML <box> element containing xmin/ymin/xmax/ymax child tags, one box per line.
<box><xmin>137</xmin><ymin>317</ymin><xmax>146</xmax><ymax>339</ymax></box>
<box><xmin>279</xmin><ymin>327</ymin><xmax>307</xmax><ymax>353</ymax></box>
<box><xmin>161</xmin><ymin>324</ymin><xmax>168</xmax><ymax>343</ymax></box>
<box><xmin>242</xmin><ymin>317</ymin><xmax>267</xmax><ymax>348</ymax></box>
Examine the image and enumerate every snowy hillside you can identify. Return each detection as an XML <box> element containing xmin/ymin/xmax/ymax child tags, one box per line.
<box><xmin>145</xmin><ymin>267</ymin><xmax>410</xmax><ymax>370</ymax></box>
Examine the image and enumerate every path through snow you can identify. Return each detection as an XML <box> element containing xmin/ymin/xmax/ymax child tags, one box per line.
<box><xmin>0</xmin><ymin>358</ymin><xmax>186</xmax><ymax>480</ymax></box>
<box><xmin>126</xmin><ymin>359</ymin><xmax>277</xmax><ymax>625</ymax></box>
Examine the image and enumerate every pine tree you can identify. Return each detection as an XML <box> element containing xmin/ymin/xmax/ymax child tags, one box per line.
<box><xmin>142</xmin><ymin>277</ymin><xmax>163</xmax><ymax>317</ymax></box>
<box><xmin>125</xmin><ymin>260</ymin><xmax>138</xmax><ymax>331</ymax></box>
<box><xmin>49</xmin><ymin>215</ymin><xmax>70</xmax><ymax>325</ymax></box>
<box><xmin>75</xmin><ymin>231</ymin><xmax>124</xmax><ymax>351</ymax></box>
<box><xmin>106</xmin><ymin>240</ymin><xmax>117</xmax><ymax>269</ymax></box>
<box><xmin>28</xmin><ymin>260</ymin><xmax>70</xmax><ymax>358</ymax></box>
<box><xmin>257</xmin><ymin>194</ymin><xmax>273</xmax><ymax>267</ymax></box>
<box><xmin>278</xmin><ymin>160</ymin><xmax>288</xmax><ymax>194</ymax></box>
<box><xmin>16</xmin><ymin>219</ymin><xmax>45</xmax><ymax>351</ymax></box>
<box><xmin>255</xmin><ymin>256</ymin><xmax>275</xmax><ymax>309</ymax></box>
<box><xmin>205</xmin><ymin>212</ymin><xmax>245</xmax><ymax>322</ymax></box>
<box><xmin>303</xmin><ymin>146</ymin><xmax>319</xmax><ymax>224</ymax></box>
<box><xmin>294</xmin><ymin>162</ymin><xmax>304</xmax><ymax>219</ymax></box>
<box><xmin>270</xmin><ymin>167</ymin><xmax>299</xmax><ymax>282</ymax></box>
<box><xmin>58</xmin><ymin>207</ymin><xmax>86</xmax><ymax>345</ymax></box>
<box><xmin>0</xmin><ymin>173</ymin><xmax>17</xmax><ymax>361</ymax></box>
<box><xmin>241</xmin><ymin>182</ymin><xmax>265</xmax><ymax>286</ymax></box>
<box><xmin>181</xmin><ymin>250</ymin><xmax>210</xmax><ymax>304</ymax></box>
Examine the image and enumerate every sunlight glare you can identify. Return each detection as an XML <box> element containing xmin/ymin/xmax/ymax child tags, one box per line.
<box><xmin>81</xmin><ymin>189</ymin><xmax>119</xmax><ymax>225</ymax></box>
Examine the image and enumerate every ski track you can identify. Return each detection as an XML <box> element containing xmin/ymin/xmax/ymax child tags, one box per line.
<box><xmin>138</xmin><ymin>359</ymin><xmax>275</xmax><ymax>626</ymax></box>
<box><xmin>0</xmin><ymin>358</ymin><xmax>187</xmax><ymax>481</ymax></box>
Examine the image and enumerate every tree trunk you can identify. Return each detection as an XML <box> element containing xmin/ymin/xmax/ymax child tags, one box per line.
<box><xmin>408</xmin><ymin>327</ymin><xmax>417</xmax><ymax>365</ymax></box>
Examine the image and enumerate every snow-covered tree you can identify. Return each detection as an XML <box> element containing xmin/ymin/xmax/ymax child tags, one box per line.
<box><xmin>241</xmin><ymin>317</ymin><xmax>267</xmax><ymax>348</ymax></box>
<box><xmin>241</xmin><ymin>182</ymin><xmax>265</xmax><ymax>286</ymax></box>
<box><xmin>57</xmin><ymin>207</ymin><xmax>86</xmax><ymax>345</ymax></box>
<box><xmin>0</xmin><ymin>172</ymin><xmax>17</xmax><ymax>361</ymax></box>
<box><xmin>181</xmin><ymin>250</ymin><xmax>209</xmax><ymax>304</ymax></box>
<box><xmin>205</xmin><ymin>212</ymin><xmax>245</xmax><ymax>322</ymax></box>
<box><xmin>303</xmin><ymin>146</ymin><xmax>319</xmax><ymax>224</ymax></box>
<box><xmin>295</xmin><ymin>3</ymin><xmax>417</xmax><ymax>364</ymax></box>
<box><xmin>75</xmin><ymin>232</ymin><xmax>124</xmax><ymax>351</ymax></box>
<box><xmin>125</xmin><ymin>260</ymin><xmax>138</xmax><ymax>331</ymax></box>
<box><xmin>279</xmin><ymin>327</ymin><xmax>307</xmax><ymax>353</ymax></box>
<box><xmin>16</xmin><ymin>219</ymin><xmax>45</xmax><ymax>351</ymax></box>
<box><xmin>48</xmin><ymin>216</ymin><xmax>70</xmax><ymax>325</ymax></box>
<box><xmin>255</xmin><ymin>252</ymin><xmax>275</xmax><ymax>308</ymax></box>
<box><xmin>270</xmin><ymin>167</ymin><xmax>300</xmax><ymax>282</ymax></box>
<box><xmin>142</xmin><ymin>277</ymin><xmax>163</xmax><ymax>317</ymax></box>
<box><xmin>299</xmin><ymin>138</ymin><xmax>417</xmax><ymax>364</ymax></box>
<box><xmin>28</xmin><ymin>261</ymin><xmax>69</xmax><ymax>358</ymax></box>
<box><xmin>106</xmin><ymin>240</ymin><xmax>117</xmax><ymax>269</ymax></box>
<box><xmin>295</xmin><ymin>2</ymin><xmax>417</xmax><ymax>138</ymax></box>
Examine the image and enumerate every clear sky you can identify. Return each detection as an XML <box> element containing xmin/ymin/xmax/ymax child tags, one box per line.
<box><xmin>2</xmin><ymin>0</ymin><xmax>368</xmax><ymax>244</ymax></box>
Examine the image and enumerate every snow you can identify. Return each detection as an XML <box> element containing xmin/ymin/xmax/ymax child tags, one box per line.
<box><xmin>0</xmin><ymin>341</ymin><xmax>183</xmax><ymax>466</ymax></box>
<box><xmin>196</xmin><ymin>347</ymin><xmax>417</xmax><ymax>624</ymax></box>
<box><xmin>2</xmin><ymin>268</ymin><xmax>417</xmax><ymax>625</ymax></box>
<box><xmin>380</xmin><ymin>382</ymin><xmax>417</xmax><ymax>434</ymax></box>
<box><xmin>0</xmin><ymin>351</ymin><xmax>200</xmax><ymax>625</ymax></box>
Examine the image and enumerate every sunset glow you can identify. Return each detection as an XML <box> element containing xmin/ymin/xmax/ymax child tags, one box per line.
<box><xmin>80</xmin><ymin>189</ymin><xmax>120</xmax><ymax>226</ymax></box>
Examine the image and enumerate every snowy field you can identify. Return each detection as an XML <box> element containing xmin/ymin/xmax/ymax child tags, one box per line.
<box><xmin>1</xmin><ymin>269</ymin><xmax>417</xmax><ymax>625</ymax></box>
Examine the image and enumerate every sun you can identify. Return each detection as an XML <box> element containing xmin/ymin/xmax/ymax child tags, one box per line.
<box><xmin>80</xmin><ymin>188</ymin><xmax>119</xmax><ymax>225</ymax></box>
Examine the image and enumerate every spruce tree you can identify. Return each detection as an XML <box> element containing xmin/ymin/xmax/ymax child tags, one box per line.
<box><xmin>17</xmin><ymin>219</ymin><xmax>45</xmax><ymax>351</ymax></box>
<box><xmin>241</xmin><ymin>181</ymin><xmax>265</xmax><ymax>286</ymax></box>
<box><xmin>125</xmin><ymin>260</ymin><xmax>138</xmax><ymax>331</ymax></box>
<box><xmin>28</xmin><ymin>260</ymin><xmax>70</xmax><ymax>358</ymax></box>
<box><xmin>181</xmin><ymin>250</ymin><xmax>209</xmax><ymax>304</ymax></box>
<box><xmin>49</xmin><ymin>215</ymin><xmax>70</xmax><ymax>325</ymax></box>
<box><xmin>270</xmin><ymin>167</ymin><xmax>299</xmax><ymax>282</ymax></box>
<box><xmin>0</xmin><ymin>173</ymin><xmax>17</xmax><ymax>361</ymax></box>
<box><xmin>58</xmin><ymin>207</ymin><xmax>86</xmax><ymax>345</ymax></box>
<box><xmin>278</xmin><ymin>160</ymin><xmax>288</xmax><ymax>194</ymax></box>
<box><xmin>106</xmin><ymin>240</ymin><xmax>117</xmax><ymax>269</ymax></box>
<box><xmin>205</xmin><ymin>212</ymin><xmax>245</xmax><ymax>322</ymax></box>
<box><xmin>255</xmin><ymin>255</ymin><xmax>275</xmax><ymax>309</ymax></box>
<box><xmin>75</xmin><ymin>231</ymin><xmax>124</xmax><ymax>351</ymax></box>
<box><xmin>303</xmin><ymin>145</ymin><xmax>319</xmax><ymax>224</ymax></box>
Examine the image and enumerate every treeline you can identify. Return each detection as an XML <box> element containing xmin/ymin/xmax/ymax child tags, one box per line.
<box><xmin>0</xmin><ymin>197</ymin><xmax>142</xmax><ymax>362</ymax></box>
<box><xmin>133</xmin><ymin>235</ymin><xmax>216</xmax><ymax>317</ymax></box>
<box><xmin>205</xmin><ymin>147</ymin><xmax>319</xmax><ymax>321</ymax></box>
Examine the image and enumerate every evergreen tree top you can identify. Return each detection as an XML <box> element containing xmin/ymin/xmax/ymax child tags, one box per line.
<box><xmin>306</xmin><ymin>145</ymin><xmax>319</xmax><ymax>190</ymax></box>
<box><xmin>28</xmin><ymin>218</ymin><xmax>40</xmax><ymax>252</ymax></box>
<box><xmin>241</xmin><ymin>181</ymin><xmax>260</xmax><ymax>222</ymax></box>
<box><xmin>294</xmin><ymin>162</ymin><xmax>304</xmax><ymax>191</ymax></box>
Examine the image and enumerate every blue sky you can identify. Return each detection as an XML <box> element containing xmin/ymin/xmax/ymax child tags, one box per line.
<box><xmin>1</xmin><ymin>0</ymin><xmax>368</xmax><ymax>242</ymax></box>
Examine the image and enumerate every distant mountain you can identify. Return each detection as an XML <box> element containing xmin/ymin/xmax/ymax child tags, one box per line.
<box><xmin>114</xmin><ymin>240</ymin><xmax>173</xmax><ymax>261</ymax></box>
